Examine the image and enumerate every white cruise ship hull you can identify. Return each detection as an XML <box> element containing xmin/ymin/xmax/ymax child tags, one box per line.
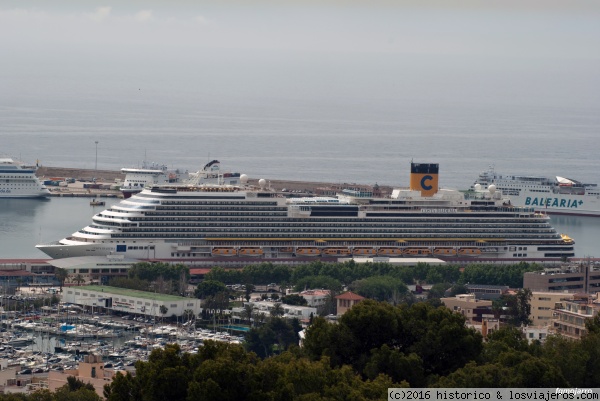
<box><xmin>37</xmin><ymin>163</ymin><xmax>576</xmax><ymax>264</ymax></box>
<box><xmin>0</xmin><ymin>158</ymin><xmax>50</xmax><ymax>198</ymax></box>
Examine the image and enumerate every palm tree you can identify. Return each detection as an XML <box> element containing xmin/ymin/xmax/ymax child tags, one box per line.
<box><xmin>73</xmin><ymin>274</ymin><xmax>85</xmax><ymax>286</ymax></box>
<box><xmin>55</xmin><ymin>268</ymin><xmax>68</xmax><ymax>291</ymax></box>
<box><xmin>270</xmin><ymin>303</ymin><xmax>284</xmax><ymax>317</ymax></box>
<box><xmin>159</xmin><ymin>305</ymin><xmax>168</xmax><ymax>323</ymax></box>
<box><xmin>241</xmin><ymin>304</ymin><xmax>254</xmax><ymax>326</ymax></box>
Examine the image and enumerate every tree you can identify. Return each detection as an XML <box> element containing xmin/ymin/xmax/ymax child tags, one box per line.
<box><xmin>55</xmin><ymin>267</ymin><xmax>69</xmax><ymax>290</ymax></box>
<box><xmin>201</xmin><ymin>292</ymin><xmax>229</xmax><ymax>315</ymax></box>
<box><xmin>160</xmin><ymin>305</ymin><xmax>168</xmax><ymax>323</ymax></box>
<box><xmin>241</xmin><ymin>304</ymin><xmax>254</xmax><ymax>326</ymax></box>
<box><xmin>245</xmin><ymin>317</ymin><xmax>299</xmax><ymax>357</ymax></box>
<box><xmin>244</xmin><ymin>283</ymin><xmax>255</xmax><ymax>302</ymax></box>
<box><xmin>73</xmin><ymin>274</ymin><xmax>85</xmax><ymax>286</ymax></box>
<box><xmin>349</xmin><ymin>275</ymin><xmax>408</xmax><ymax>302</ymax></box>
<box><xmin>281</xmin><ymin>294</ymin><xmax>308</xmax><ymax>306</ymax></box>
<box><xmin>500</xmin><ymin>288</ymin><xmax>532</xmax><ymax>326</ymax></box>
<box><xmin>195</xmin><ymin>280</ymin><xmax>227</xmax><ymax>299</ymax></box>
<box><xmin>270</xmin><ymin>303</ymin><xmax>284</xmax><ymax>317</ymax></box>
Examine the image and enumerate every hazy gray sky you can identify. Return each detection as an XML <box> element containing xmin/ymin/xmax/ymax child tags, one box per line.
<box><xmin>2</xmin><ymin>0</ymin><xmax>600</xmax><ymax>57</ymax></box>
<box><xmin>2</xmin><ymin>0</ymin><xmax>599</xmax><ymax>113</ymax></box>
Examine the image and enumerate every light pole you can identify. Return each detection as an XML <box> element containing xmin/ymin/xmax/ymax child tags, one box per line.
<box><xmin>94</xmin><ymin>141</ymin><xmax>99</xmax><ymax>171</ymax></box>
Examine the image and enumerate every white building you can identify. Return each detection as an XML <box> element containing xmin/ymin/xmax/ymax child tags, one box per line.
<box><xmin>522</xmin><ymin>326</ymin><xmax>551</xmax><ymax>344</ymax></box>
<box><xmin>232</xmin><ymin>301</ymin><xmax>317</xmax><ymax>323</ymax></box>
<box><xmin>299</xmin><ymin>289</ymin><xmax>330</xmax><ymax>308</ymax></box>
<box><xmin>61</xmin><ymin>285</ymin><xmax>203</xmax><ymax>318</ymax></box>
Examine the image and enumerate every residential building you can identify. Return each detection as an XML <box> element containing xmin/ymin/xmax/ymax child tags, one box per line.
<box><xmin>48</xmin><ymin>354</ymin><xmax>114</xmax><ymax>398</ymax></box>
<box><xmin>441</xmin><ymin>294</ymin><xmax>493</xmax><ymax>324</ymax></box>
<box><xmin>465</xmin><ymin>284</ymin><xmax>509</xmax><ymax>300</ymax></box>
<box><xmin>523</xmin><ymin>326</ymin><xmax>551</xmax><ymax>344</ymax></box>
<box><xmin>299</xmin><ymin>289</ymin><xmax>330</xmax><ymax>308</ymax></box>
<box><xmin>553</xmin><ymin>293</ymin><xmax>600</xmax><ymax>340</ymax></box>
<box><xmin>530</xmin><ymin>291</ymin><xmax>574</xmax><ymax>327</ymax></box>
<box><xmin>335</xmin><ymin>291</ymin><xmax>365</xmax><ymax>316</ymax></box>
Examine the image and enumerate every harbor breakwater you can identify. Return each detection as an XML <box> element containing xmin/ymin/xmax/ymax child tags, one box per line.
<box><xmin>35</xmin><ymin>166</ymin><xmax>392</xmax><ymax>196</ymax></box>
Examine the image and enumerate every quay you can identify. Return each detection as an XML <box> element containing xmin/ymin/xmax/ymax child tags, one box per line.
<box><xmin>35</xmin><ymin>166</ymin><xmax>393</xmax><ymax>198</ymax></box>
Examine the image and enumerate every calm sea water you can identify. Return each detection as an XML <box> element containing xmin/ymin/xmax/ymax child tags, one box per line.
<box><xmin>0</xmin><ymin>197</ymin><xmax>598</xmax><ymax>259</ymax></box>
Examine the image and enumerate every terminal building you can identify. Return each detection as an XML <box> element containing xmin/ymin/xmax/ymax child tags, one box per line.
<box><xmin>61</xmin><ymin>285</ymin><xmax>203</xmax><ymax>318</ymax></box>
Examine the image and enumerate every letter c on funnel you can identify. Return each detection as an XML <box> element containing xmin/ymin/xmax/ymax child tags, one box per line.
<box><xmin>421</xmin><ymin>175</ymin><xmax>433</xmax><ymax>190</ymax></box>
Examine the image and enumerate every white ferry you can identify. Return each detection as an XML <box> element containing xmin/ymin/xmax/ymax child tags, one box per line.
<box><xmin>120</xmin><ymin>161</ymin><xmax>185</xmax><ymax>199</ymax></box>
<box><xmin>0</xmin><ymin>158</ymin><xmax>50</xmax><ymax>198</ymax></box>
<box><xmin>36</xmin><ymin>163</ymin><xmax>575</xmax><ymax>263</ymax></box>
<box><xmin>471</xmin><ymin>166</ymin><xmax>600</xmax><ymax>217</ymax></box>
<box><xmin>120</xmin><ymin>160</ymin><xmax>240</xmax><ymax>198</ymax></box>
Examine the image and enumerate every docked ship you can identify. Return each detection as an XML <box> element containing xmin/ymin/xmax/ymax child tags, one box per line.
<box><xmin>471</xmin><ymin>166</ymin><xmax>600</xmax><ymax>217</ymax></box>
<box><xmin>0</xmin><ymin>158</ymin><xmax>50</xmax><ymax>198</ymax></box>
<box><xmin>120</xmin><ymin>160</ymin><xmax>240</xmax><ymax>198</ymax></box>
<box><xmin>36</xmin><ymin>163</ymin><xmax>575</xmax><ymax>263</ymax></box>
<box><xmin>120</xmin><ymin>161</ymin><xmax>186</xmax><ymax>199</ymax></box>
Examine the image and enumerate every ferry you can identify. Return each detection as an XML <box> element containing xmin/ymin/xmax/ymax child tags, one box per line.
<box><xmin>0</xmin><ymin>158</ymin><xmax>50</xmax><ymax>198</ymax></box>
<box><xmin>120</xmin><ymin>161</ymin><xmax>185</xmax><ymax>199</ymax></box>
<box><xmin>36</xmin><ymin>163</ymin><xmax>575</xmax><ymax>263</ymax></box>
<box><xmin>471</xmin><ymin>166</ymin><xmax>600</xmax><ymax>217</ymax></box>
<box><xmin>120</xmin><ymin>159</ymin><xmax>240</xmax><ymax>198</ymax></box>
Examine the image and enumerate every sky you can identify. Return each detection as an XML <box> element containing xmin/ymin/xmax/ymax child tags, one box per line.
<box><xmin>2</xmin><ymin>0</ymin><xmax>600</xmax><ymax>58</ymax></box>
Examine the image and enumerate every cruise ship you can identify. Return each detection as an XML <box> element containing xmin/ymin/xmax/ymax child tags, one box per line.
<box><xmin>472</xmin><ymin>166</ymin><xmax>600</xmax><ymax>217</ymax></box>
<box><xmin>36</xmin><ymin>163</ymin><xmax>575</xmax><ymax>263</ymax></box>
<box><xmin>0</xmin><ymin>158</ymin><xmax>50</xmax><ymax>198</ymax></box>
<box><xmin>121</xmin><ymin>160</ymin><xmax>240</xmax><ymax>198</ymax></box>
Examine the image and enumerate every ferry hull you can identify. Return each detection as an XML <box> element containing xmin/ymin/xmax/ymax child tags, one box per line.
<box><xmin>507</xmin><ymin>192</ymin><xmax>600</xmax><ymax>217</ymax></box>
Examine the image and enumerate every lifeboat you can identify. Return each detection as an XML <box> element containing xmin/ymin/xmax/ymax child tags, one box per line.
<box><xmin>211</xmin><ymin>248</ymin><xmax>238</xmax><ymax>256</ymax></box>
<box><xmin>458</xmin><ymin>248</ymin><xmax>482</xmax><ymax>256</ymax></box>
<box><xmin>403</xmin><ymin>248</ymin><xmax>432</xmax><ymax>256</ymax></box>
<box><xmin>280</xmin><ymin>247</ymin><xmax>294</xmax><ymax>253</ymax></box>
<box><xmin>433</xmin><ymin>248</ymin><xmax>457</xmax><ymax>256</ymax></box>
<box><xmin>239</xmin><ymin>247</ymin><xmax>264</xmax><ymax>256</ymax></box>
<box><xmin>377</xmin><ymin>247</ymin><xmax>403</xmax><ymax>256</ymax></box>
<box><xmin>353</xmin><ymin>247</ymin><xmax>377</xmax><ymax>256</ymax></box>
<box><xmin>323</xmin><ymin>247</ymin><xmax>351</xmax><ymax>256</ymax></box>
<box><xmin>296</xmin><ymin>247</ymin><xmax>321</xmax><ymax>256</ymax></box>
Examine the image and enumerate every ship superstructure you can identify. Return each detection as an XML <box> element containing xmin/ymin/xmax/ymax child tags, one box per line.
<box><xmin>0</xmin><ymin>158</ymin><xmax>50</xmax><ymax>198</ymax></box>
<box><xmin>37</xmin><ymin>163</ymin><xmax>575</xmax><ymax>263</ymax></box>
<box><xmin>472</xmin><ymin>166</ymin><xmax>600</xmax><ymax>217</ymax></box>
<box><xmin>120</xmin><ymin>159</ymin><xmax>240</xmax><ymax>199</ymax></box>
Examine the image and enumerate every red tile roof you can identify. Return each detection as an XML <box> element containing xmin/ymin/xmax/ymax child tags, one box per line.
<box><xmin>190</xmin><ymin>268</ymin><xmax>211</xmax><ymax>275</ymax></box>
<box><xmin>335</xmin><ymin>291</ymin><xmax>365</xmax><ymax>301</ymax></box>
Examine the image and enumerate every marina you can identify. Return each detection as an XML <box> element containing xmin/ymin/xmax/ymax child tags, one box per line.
<box><xmin>0</xmin><ymin>304</ymin><xmax>247</xmax><ymax>377</ymax></box>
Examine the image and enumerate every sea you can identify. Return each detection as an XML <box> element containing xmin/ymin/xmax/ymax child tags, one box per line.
<box><xmin>0</xmin><ymin>51</ymin><xmax>599</xmax><ymax>259</ymax></box>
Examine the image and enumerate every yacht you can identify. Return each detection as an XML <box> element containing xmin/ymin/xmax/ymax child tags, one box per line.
<box><xmin>37</xmin><ymin>163</ymin><xmax>575</xmax><ymax>263</ymax></box>
<box><xmin>0</xmin><ymin>158</ymin><xmax>50</xmax><ymax>198</ymax></box>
